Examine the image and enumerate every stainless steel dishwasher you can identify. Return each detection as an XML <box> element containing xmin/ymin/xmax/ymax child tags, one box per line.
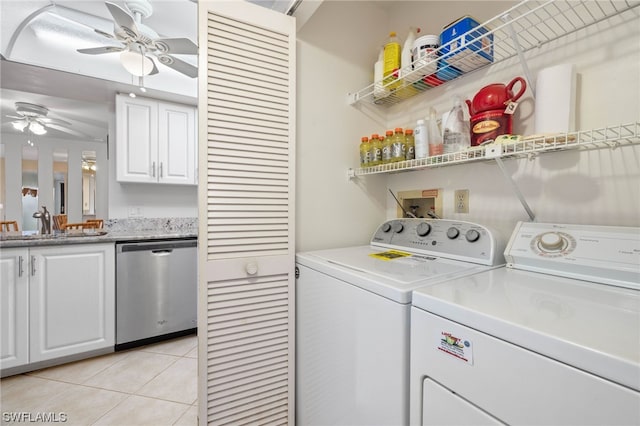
<box><xmin>115</xmin><ymin>238</ymin><xmax>197</xmax><ymax>350</ymax></box>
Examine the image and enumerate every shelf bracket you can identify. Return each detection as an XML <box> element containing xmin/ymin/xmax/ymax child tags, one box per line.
<box><xmin>494</xmin><ymin>156</ymin><xmax>536</xmax><ymax>222</ymax></box>
<box><xmin>502</xmin><ymin>13</ymin><xmax>536</xmax><ymax>98</ymax></box>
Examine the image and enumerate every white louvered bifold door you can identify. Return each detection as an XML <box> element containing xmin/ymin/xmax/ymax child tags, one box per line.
<box><xmin>197</xmin><ymin>1</ymin><xmax>296</xmax><ymax>425</ymax></box>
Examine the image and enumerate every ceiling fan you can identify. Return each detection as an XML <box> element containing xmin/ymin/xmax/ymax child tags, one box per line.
<box><xmin>77</xmin><ymin>0</ymin><xmax>198</xmax><ymax>78</ymax></box>
<box><xmin>7</xmin><ymin>102</ymin><xmax>78</xmax><ymax>137</ymax></box>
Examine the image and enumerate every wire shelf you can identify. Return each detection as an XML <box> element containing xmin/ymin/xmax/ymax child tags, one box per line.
<box><xmin>349</xmin><ymin>122</ymin><xmax>640</xmax><ymax>177</ymax></box>
<box><xmin>348</xmin><ymin>0</ymin><xmax>640</xmax><ymax>107</ymax></box>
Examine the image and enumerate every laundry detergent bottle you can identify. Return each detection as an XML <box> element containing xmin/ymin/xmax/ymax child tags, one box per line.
<box><xmin>443</xmin><ymin>96</ymin><xmax>470</xmax><ymax>155</ymax></box>
<box><xmin>383</xmin><ymin>32</ymin><xmax>401</xmax><ymax>90</ymax></box>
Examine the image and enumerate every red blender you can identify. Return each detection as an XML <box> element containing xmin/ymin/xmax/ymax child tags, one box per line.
<box><xmin>465</xmin><ymin>77</ymin><xmax>527</xmax><ymax>146</ymax></box>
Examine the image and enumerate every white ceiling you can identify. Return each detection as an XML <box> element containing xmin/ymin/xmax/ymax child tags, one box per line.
<box><xmin>0</xmin><ymin>0</ymin><xmax>305</xmax><ymax>144</ymax></box>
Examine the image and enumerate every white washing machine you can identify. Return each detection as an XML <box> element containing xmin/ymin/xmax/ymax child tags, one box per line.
<box><xmin>295</xmin><ymin>218</ymin><xmax>505</xmax><ymax>426</ymax></box>
<box><xmin>410</xmin><ymin>222</ymin><xmax>640</xmax><ymax>426</ymax></box>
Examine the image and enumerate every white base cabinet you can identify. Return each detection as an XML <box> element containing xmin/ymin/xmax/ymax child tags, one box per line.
<box><xmin>116</xmin><ymin>94</ymin><xmax>196</xmax><ymax>185</ymax></box>
<box><xmin>0</xmin><ymin>248</ymin><xmax>29</xmax><ymax>370</ymax></box>
<box><xmin>0</xmin><ymin>243</ymin><xmax>115</xmax><ymax>372</ymax></box>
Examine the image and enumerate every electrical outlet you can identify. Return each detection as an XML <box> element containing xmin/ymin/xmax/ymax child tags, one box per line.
<box><xmin>454</xmin><ymin>189</ymin><xmax>469</xmax><ymax>213</ymax></box>
<box><xmin>128</xmin><ymin>206</ymin><xmax>143</xmax><ymax>218</ymax></box>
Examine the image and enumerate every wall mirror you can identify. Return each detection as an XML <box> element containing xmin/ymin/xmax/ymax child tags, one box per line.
<box><xmin>21</xmin><ymin>144</ymin><xmax>38</xmax><ymax>231</ymax></box>
<box><xmin>1</xmin><ymin>85</ymin><xmax>109</xmax><ymax>227</ymax></box>
<box><xmin>0</xmin><ymin>144</ymin><xmax>5</xmax><ymax>221</ymax></box>
<box><xmin>82</xmin><ymin>150</ymin><xmax>97</xmax><ymax>217</ymax></box>
<box><xmin>54</xmin><ymin>148</ymin><xmax>68</xmax><ymax>215</ymax></box>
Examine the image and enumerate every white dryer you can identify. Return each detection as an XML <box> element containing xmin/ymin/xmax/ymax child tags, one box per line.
<box><xmin>296</xmin><ymin>218</ymin><xmax>505</xmax><ymax>426</ymax></box>
<box><xmin>410</xmin><ymin>222</ymin><xmax>640</xmax><ymax>425</ymax></box>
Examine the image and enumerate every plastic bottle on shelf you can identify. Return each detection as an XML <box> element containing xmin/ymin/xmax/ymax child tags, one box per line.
<box><xmin>359</xmin><ymin>136</ymin><xmax>370</xmax><ymax>167</ymax></box>
<box><xmin>381</xmin><ymin>130</ymin><xmax>394</xmax><ymax>164</ymax></box>
<box><xmin>401</xmin><ymin>27</ymin><xmax>420</xmax><ymax>83</ymax></box>
<box><xmin>383</xmin><ymin>32</ymin><xmax>401</xmax><ymax>90</ymax></box>
<box><xmin>404</xmin><ymin>128</ymin><xmax>415</xmax><ymax>160</ymax></box>
<box><xmin>442</xmin><ymin>96</ymin><xmax>471</xmax><ymax>155</ymax></box>
<box><xmin>391</xmin><ymin>127</ymin><xmax>406</xmax><ymax>162</ymax></box>
<box><xmin>370</xmin><ymin>133</ymin><xmax>382</xmax><ymax>166</ymax></box>
<box><xmin>414</xmin><ymin>119</ymin><xmax>428</xmax><ymax>159</ymax></box>
<box><xmin>427</xmin><ymin>108</ymin><xmax>443</xmax><ymax>156</ymax></box>
<box><xmin>373</xmin><ymin>47</ymin><xmax>389</xmax><ymax>99</ymax></box>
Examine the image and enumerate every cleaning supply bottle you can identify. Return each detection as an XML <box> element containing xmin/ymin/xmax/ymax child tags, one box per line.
<box><xmin>359</xmin><ymin>136</ymin><xmax>370</xmax><ymax>167</ymax></box>
<box><xmin>374</xmin><ymin>47</ymin><xmax>388</xmax><ymax>99</ymax></box>
<box><xmin>443</xmin><ymin>96</ymin><xmax>470</xmax><ymax>155</ymax></box>
<box><xmin>369</xmin><ymin>133</ymin><xmax>382</xmax><ymax>166</ymax></box>
<box><xmin>414</xmin><ymin>119</ymin><xmax>428</xmax><ymax>159</ymax></box>
<box><xmin>427</xmin><ymin>108</ymin><xmax>443</xmax><ymax>156</ymax></box>
<box><xmin>391</xmin><ymin>127</ymin><xmax>405</xmax><ymax>162</ymax></box>
<box><xmin>401</xmin><ymin>27</ymin><xmax>420</xmax><ymax>82</ymax></box>
<box><xmin>382</xmin><ymin>130</ymin><xmax>394</xmax><ymax>164</ymax></box>
<box><xmin>404</xmin><ymin>128</ymin><xmax>415</xmax><ymax>160</ymax></box>
<box><xmin>383</xmin><ymin>32</ymin><xmax>401</xmax><ymax>90</ymax></box>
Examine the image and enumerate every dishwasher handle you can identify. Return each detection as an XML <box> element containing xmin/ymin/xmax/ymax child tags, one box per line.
<box><xmin>151</xmin><ymin>249</ymin><xmax>173</xmax><ymax>256</ymax></box>
<box><xmin>118</xmin><ymin>239</ymin><xmax>197</xmax><ymax>253</ymax></box>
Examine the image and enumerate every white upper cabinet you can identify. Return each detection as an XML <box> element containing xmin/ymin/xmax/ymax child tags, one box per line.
<box><xmin>116</xmin><ymin>94</ymin><xmax>196</xmax><ymax>185</ymax></box>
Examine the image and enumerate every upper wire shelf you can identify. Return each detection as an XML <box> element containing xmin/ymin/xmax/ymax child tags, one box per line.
<box><xmin>349</xmin><ymin>122</ymin><xmax>640</xmax><ymax>177</ymax></box>
<box><xmin>348</xmin><ymin>0</ymin><xmax>640</xmax><ymax>107</ymax></box>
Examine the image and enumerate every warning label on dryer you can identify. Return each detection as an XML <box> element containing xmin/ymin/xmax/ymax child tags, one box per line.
<box><xmin>436</xmin><ymin>331</ymin><xmax>474</xmax><ymax>365</ymax></box>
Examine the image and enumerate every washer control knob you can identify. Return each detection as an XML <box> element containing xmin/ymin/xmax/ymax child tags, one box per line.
<box><xmin>381</xmin><ymin>223</ymin><xmax>392</xmax><ymax>233</ymax></box>
<box><xmin>416</xmin><ymin>222</ymin><xmax>432</xmax><ymax>237</ymax></box>
<box><xmin>539</xmin><ymin>232</ymin><xmax>564</xmax><ymax>251</ymax></box>
<box><xmin>393</xmin><ymin>222</ymin><xmax>404</xmax><ymax>233</ymax></box>
<box><xmin>446</xmin><ymin>227</ymin><xmax>460</xmax><ymax>239</ymax></box>
<box><xmin>465</xmin><ymin>229</ymin><xmax>480</xmax><ymax>242</ymax></box>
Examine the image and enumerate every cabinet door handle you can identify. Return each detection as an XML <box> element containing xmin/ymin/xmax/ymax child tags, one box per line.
<box><xmin>18</xmin><ymin>255</ymin><xmax>24</xmax><ymax>277</ymax></box>
<box><xmin>152</xmin><ymin>161</ymin><xmax>156</xmax><ymax>177</ymax></box>
<box><xmin>31</xmin><ymin>255</ymin><xmax>36</xmax><ymax>276</ymax></box>
<box><xmin>159</xmin><ymin>162</ymin><xmax>163</xmax><ymax>178</ymax></box>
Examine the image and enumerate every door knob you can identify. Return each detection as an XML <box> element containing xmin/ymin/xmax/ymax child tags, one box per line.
<box><xmin>245</xmin><ymin>262</ymin><xmax>258</xmax><ymax>275</ymax></box>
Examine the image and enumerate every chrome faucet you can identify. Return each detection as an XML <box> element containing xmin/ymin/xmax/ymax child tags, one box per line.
<box><xmin>33</xmin><ymin>206</ymin><xmax>52</xmax><ymax>235</ymax></box>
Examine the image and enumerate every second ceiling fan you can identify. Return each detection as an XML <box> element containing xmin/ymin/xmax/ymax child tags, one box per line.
<box><xmin>77</xmin><ymin>0</ymin><xmax>198</xmax><ymax>78</ymax></box>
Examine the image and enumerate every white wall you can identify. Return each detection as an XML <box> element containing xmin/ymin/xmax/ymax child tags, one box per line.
<box><xmin>297</xmin><ymin>1</ymin><xmax>640</xmax><ymax>251</ymax></box>
<box><xmin>296</xmin><ymin>1</ymin><xmax>390</xmax><ymax>252</ymax></box>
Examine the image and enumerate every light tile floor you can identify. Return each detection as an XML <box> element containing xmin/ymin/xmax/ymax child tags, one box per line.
<box><xmin>1</xmin><ymin>335</ymin><xmax>198</xmax><ymax>426</ymax></box>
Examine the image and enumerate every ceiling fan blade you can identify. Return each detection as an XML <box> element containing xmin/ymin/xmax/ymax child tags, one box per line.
<box><xmin>77</xmin><ymin>46</ymin><xmax>124</xmax><ymax>55</ymax></box>
<box><xmin>154</xmin><ymin>38</ymin><xmax>198</xmax><ymax>55</ymax></box>
<box><xmin>105</xmin><ymin>1</ymin><xmax>139</xmax><ymax>38</ymax></box>
<box><xmin>94</xmin><ymin>28</ymin><xmax>115</xmax><ymax>39</ymax></box>
<box><xmin>148</xmin><ymin>57</ymin><xmax>159</xmax><ymax>76</ymax></box>
<box><xmin>45</xmin><ymin>123</ymin><xmax>90</xmax><ymax>138</ymax></box>
<box><xmin>41</xmin><ymin>117</ymin><xmax>72</xmax><ymax>126</ymax></box>
<box><xmin>157</xmin><ymin>55</ymin><xmax>198</xmax><ymax>78</ymax></box>
<box><xmin>6</xmin><ymin>114</ymin><xmax>24</xmax><ymax>119</ymax></box>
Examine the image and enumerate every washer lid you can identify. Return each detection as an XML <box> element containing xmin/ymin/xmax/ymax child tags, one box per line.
<box><xmin>296</xmin><ymin>245</ymin><xmax>493</xmax><ymax>303</ymax></box>
<box><xmin>412</xmin><ymin>267</ymin><xmax>640</xmax><ymax>391</ymax></box>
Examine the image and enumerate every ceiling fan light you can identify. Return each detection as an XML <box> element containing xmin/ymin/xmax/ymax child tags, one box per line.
<box><xmin>30</xmin><ymin>122</ymin><xmax>47</xmax><ymax>135</ymax></box>
<box><xmin>12</xmin><ymin>121</ymin><xmax>28</xmax><ymax>132</ymax></box>
<box><xmin>120</xmin><ymin>49</ymin><xmax>154</xmax><ymax>76</ymax></box>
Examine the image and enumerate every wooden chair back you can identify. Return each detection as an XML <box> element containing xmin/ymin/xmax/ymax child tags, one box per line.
<box><xmin>85</xmin><ymin>219</ymin><xmax>104</xmax><ymax>229</ymax></box>
<box><xmin>0</xmin><ymin>221</ymin><xmax>19</xmax><ymax>232</ymax></box>
<box><xmin>53</xmin><ymin>215</ymin><xmax>68</xmax><ymax>231</ymax></box>
<box><xmin>62</xmin><ymin>222</ymin><xmax>98</xmax><ymax>231</ymax></box>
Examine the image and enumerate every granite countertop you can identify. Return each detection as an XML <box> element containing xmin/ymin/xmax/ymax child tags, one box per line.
<box><xmin>0</xmin><ymin>217</ymin><xmax>197</xmax><ymax>249</ymax></box>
